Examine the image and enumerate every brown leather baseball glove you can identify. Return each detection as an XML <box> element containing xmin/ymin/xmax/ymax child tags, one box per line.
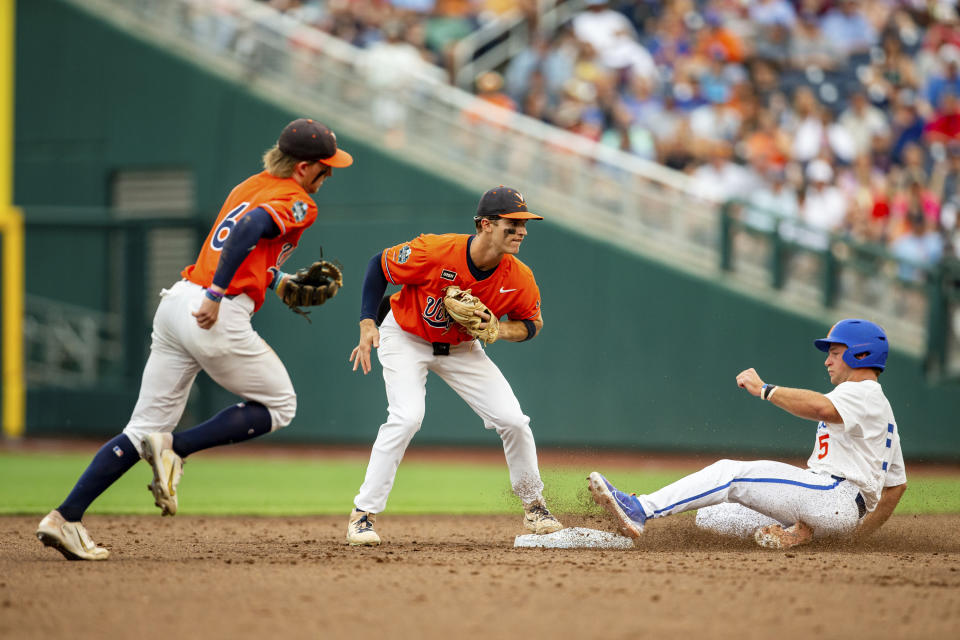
<box><xmin>442</xmin><ymin>285</ymin><xmax>499</xmax><ymax>344</ymax></box>
<box><xmin>275</xmin><ymin>260</ymin><xmax>342</xmax><ymax>322</ymax></box>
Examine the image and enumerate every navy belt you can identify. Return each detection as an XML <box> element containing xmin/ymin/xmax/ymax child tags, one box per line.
<box><xmin>855</xmin><ymin>493</ymin><xmax>866</xmax><ymax>519</ymax></box>
<box><xmin>831</xmin><ymin>475</ymin><xmax>867</xmax><ymax>519</ymax></box>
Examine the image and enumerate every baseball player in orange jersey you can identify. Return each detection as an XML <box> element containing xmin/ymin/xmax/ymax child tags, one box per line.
<box><xmin>36</xmin><ymin>119</ymin><xmax>352</xmax><ymax>561</ymax></box>
<box><xmin>346</xmin><ymin>186</ymin><xmax>563</xmax><ymax>545</ymax></box>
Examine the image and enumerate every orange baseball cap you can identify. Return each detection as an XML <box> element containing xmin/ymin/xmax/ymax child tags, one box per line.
<box><xmin>475</xmin><ymin>186</ymin><xmax>543</xmax><ymax>220</ymax></box>
<box><xmin>278</xmin><ymin>118</ymin><xmax>353</xmax><ymax>167</ymax></box>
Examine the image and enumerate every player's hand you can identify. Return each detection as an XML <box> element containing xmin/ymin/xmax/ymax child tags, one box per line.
<box><xmin>736</xmin><ymin>368</ymin><xmax>764</xmax><ymax>397</ymax></box>
<box><xmin>474</xmin><ymin>308</ymin><xmax>492</xmax><ymax>329</ymax></box>
<box><xmin>350</xmin><ymin>318</ymin><xmax>380</xmax><ymax>375</ymax></box>
<box><xmin>192</xmin><ymin>295</ymin><xmax>222</xmax><ymax>330</ymax></box>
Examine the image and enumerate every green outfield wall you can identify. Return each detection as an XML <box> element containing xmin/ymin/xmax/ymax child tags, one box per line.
<box><xmin>11</xmin><ymin>0</ymin><xmax>960</xmax><ymax>459</ymax></box>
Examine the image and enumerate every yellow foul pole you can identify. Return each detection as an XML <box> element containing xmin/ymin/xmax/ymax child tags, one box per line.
<box><xmin>1</xmin><ymin>0</ymin><xmax>25</xmax><ymax>438</ymax></box>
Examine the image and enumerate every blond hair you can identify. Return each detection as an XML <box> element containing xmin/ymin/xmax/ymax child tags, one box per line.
<box><xmin>262</xmin><ymin>146</ymin><xmax>300</xmax><ymax>178</ymax></box>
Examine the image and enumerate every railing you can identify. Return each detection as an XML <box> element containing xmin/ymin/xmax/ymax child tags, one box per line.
<box><xmin>66</xmin><ymin>0</ymin><xmax>959</xmax><ymax>379</ymax></box>
<box><xmin>24</xmin><ymin>295</ymin><xmax>123</xmax><ymax>387</ymax></box>
<box><xmin>72</xmin><ymin>0</ymin><xmax>715</xmax><ymax>266</ymax></box>
<box><xmin>450</xmin><ymin>0</ymin><xmax>587</xmax><ymax>90</ymax></box>
<box><xmin>24</xmin><ymin>211</ymin><xmax>204</xmax><ymax>388</ymax></box>
<box><xmin>721</xmin><ymin>200</ymin><xmax>960</xmax><ymax>379</ymax></box>
<box><xmin>945</xmin><ymin>266</ymin><xmax>960</xmax><ymax>377</ymax></box>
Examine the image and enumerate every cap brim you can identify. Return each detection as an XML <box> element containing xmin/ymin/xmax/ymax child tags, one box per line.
<box><xmin>320</xmin><ymin>148</ymin><xmax>353</xmax><ymax>168</ymax></box>
<box><xmin>498</xmin><ymin>211</ymin><xmax>543</xmax><ymax>220</ymax></box>
<box><xmin>814</xmin><ymin>338</ymin><xmax>835</xmax><ymax>352</ymax></box>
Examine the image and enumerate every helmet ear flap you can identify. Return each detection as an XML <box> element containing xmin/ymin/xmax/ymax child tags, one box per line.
<box><xmin>841</xmin><ymin>348</ymin><xmax>870</xmax><ymax>370</ymax></box>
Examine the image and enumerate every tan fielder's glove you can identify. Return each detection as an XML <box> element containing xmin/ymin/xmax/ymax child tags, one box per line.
<box><xmin>275</xmin><ymin>260</ymin><xmax>343</xmax><ymax>322</ymax></box>
<box><xmin>442</xmin><ymin>285</ymin><xmax>499</xmax><ymax>344</ymax></box>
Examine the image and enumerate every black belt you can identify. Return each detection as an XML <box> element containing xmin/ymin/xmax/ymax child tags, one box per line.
<box><xmin>432</xmin><ymin>342</ymin><xmax>450</xmax><ymax>356</ymax></box>
<box><xmin>831</xmin><ymin>475</ymin><xmax>867</xmax><ymax>519</ymax></box>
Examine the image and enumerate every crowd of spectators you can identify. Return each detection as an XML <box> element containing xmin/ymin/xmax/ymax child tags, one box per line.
<box><xmin>248</xmin><ymin>0</ymin><xmax>534</xmax><ymax>68</ymax></box>
<box><xmin>241</xmin><ymin>0</ymin><xmax>960</xmax><ymax>280</ymax></box>
<box><xmin>497</xmin><ymin>0</ymin><xmax>960</xmax><ymax>279</ymax></box>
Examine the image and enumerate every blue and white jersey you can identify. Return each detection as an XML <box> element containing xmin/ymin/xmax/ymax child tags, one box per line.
<box><xmin>807</xmin><ymin>380</ymin><xmax>906</xmax><ymax>512</ymax></box>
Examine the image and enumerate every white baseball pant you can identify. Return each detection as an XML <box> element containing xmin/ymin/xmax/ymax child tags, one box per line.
<box><xmin>122</xmin><ymin>280</ymin><xmax>296</xmax><ymax>453</ymax></box>
<box><xmin>354</xmin><ymin>311</ymin><xmax>545</xmax><ymax>513</ymax></box>
<box><xmin>632</xmin><ymin>459</ymin><xmax>863</xmax><ymax>539</ymax></box>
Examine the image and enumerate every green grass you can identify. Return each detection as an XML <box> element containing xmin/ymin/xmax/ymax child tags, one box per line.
<box><xmin>1</xmin><ymin>452</ymin><xmax>957</xmax><ymax>516</ymax></box>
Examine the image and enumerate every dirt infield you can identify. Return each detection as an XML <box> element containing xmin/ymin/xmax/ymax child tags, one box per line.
<box><xmin>3</xmin><ymin>512</ymin><xmax>959</xmax><ymax>640</ymax></box>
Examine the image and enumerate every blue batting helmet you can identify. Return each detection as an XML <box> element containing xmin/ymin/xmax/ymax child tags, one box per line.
<box><xmin>814</xmin><ymin>319</ymin><xmax>889</xmax><ymax>371</ymax></box>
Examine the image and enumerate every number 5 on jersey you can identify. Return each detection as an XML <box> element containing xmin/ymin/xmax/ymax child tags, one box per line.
<box><xmin>817</xmin><ymin>432</ymin><xmax>829</xmax><ymax>459</ymax></box>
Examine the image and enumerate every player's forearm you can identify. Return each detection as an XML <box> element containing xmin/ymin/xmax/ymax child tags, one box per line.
<box><xmin>359</xmin><ymin>252</ymin><xmax>388</xmax><ymax>321</ymax></box>
<box><xmin>767</xmin><ymin>386</ymin><xmax>842</xmax><ymax>423</ymax></box>
<box><xmin>855</xmin><ymin>483</ymin><xmax>906</xmax><ymax>539</ymax></box>
<box><xmin>497</xmin><ymin>318</ymin><xmax>541</xmax><ymax>342</ymax></box>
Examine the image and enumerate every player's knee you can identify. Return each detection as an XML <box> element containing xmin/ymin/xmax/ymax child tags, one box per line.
<box><xmin>694</xmin><ymin>503</ymin><xmax>772</xmax><ymax>539</ymax></box>
<box><xmin>267</xmin><ymin>392</ymin><xmax>297</xmax><ymax>431</ymax></box>
<box><xmin>695</xmin><ymin>503</ymin><xmax>732</xmax><ymax>529</ymax></box>
<box><xmin>387</xmin><ymin>408</ymin><xmax>425</xmax><ymax>435</ymax></box>
<box><xmin>694</xmin><ymin>507</ymin><xmax>717</xmax><ymax>530</ymax></box>
<box><xmin>706</xmin><ymin>458</ymin><xmax>742</xmax><ymax>475</ymax></box>
<box><xmin>506</xmin><ymin>413</ymin><xmax>531</xmax><ymax>433</ymax></box>
<box><xmin>486</xmin><ymin>411</ymin><xmax>530</xmax><ymax>436</ymax></box>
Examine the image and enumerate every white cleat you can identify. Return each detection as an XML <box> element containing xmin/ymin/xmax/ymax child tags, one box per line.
<box><xmin>36</xmin><ymin>510</ymin><xmax>110</xmax><ymax>561</ymax></box>
<box><xmin>346</xmin><ymin>509</ymin><xmax>381</xmax><ymax>546</ymax></box>
<box><xmin>142</xmin><ymin>432</ymin><xmax>183</xmax><ymax>516</ymax></box>
<box><xmin>523</xmin><ymin>500</ymin><xmax>564</xmax><ymax>535</ymax></box>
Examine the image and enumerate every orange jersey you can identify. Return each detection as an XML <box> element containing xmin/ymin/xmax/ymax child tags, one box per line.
<box><xmin>182</xmin><ymin>171</ymin><xmax>318</xmax><ymax>311</ymax></box>
<box><xmin>382</xmin><ymin>233</ymin><xmax>541</xmax><ymax>345</ymax></box>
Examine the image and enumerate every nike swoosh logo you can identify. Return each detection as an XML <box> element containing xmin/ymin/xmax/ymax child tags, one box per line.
<box><xmin>499</xmin><ymin>287</ymin><xmax>516</xmax><ymax>293</ymax></box>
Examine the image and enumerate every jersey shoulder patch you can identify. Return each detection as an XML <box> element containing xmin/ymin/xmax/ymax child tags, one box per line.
<box><xmin>291</xmin><ymin>200</ymin><xmax>309</xmax><ymax>222</ymax></box>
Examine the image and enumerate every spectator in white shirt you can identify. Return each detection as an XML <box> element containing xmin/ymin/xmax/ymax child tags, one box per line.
<box><xmin>359</xmin><ymin>21</ymin><xmax>444</xmax><ymax>145</ymax></box>
<box><xmin>691</xmin><ymin>141</ymin><xmax>762</xmax><ymax>203</ymax></box>
<box><xmin>839</xmin><ymin>92</ymin><xmax>891</xmax><ymax>158</ymax></box>
<box><xmin>572</xmin><ymin>0</ymin><xmax>656</xmax><ymax>81</ymax></box>
<box><xmin>747</xmin><ymin>167</ymin><xmax>800</xmax><ymax>233</ymax></box>
<box><xmin>797</xmin><ymin>159</ymin><xmax>848</xmax><ymax>250</ymax></box>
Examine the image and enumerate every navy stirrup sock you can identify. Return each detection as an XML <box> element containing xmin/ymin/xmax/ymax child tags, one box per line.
<box><xmin>57</xmin><ymin>433</ymin><xmax>140</xmax><ymax>522</ymax></box>
<box><xmin>172</xmin><ymin>401</ymin><xmax>272</xmax><ymax>458</ymax></box>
